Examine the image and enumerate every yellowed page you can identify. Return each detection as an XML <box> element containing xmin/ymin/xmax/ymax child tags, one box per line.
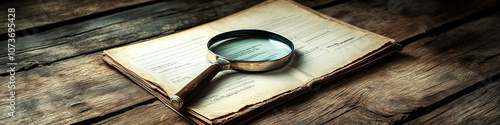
<box><xmin>207</xmin><ymin>0</ymin><xmax>392</xmax><ymax>77</ymax></box>
<box><xmin>105</xmin><ymin>27</ymin><xmax>218</xmax><ymax>96</ymax></box>
<box><xmin>105</xmin><ymin>0</ymin><xmax>393</xmax><ymax>120</ymax></box>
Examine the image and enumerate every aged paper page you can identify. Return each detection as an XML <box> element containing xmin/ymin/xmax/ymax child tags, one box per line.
<box><xmin>208</xmin><ymin>0</ymin><xmax>392</xmax><ymax>77</ymax></box>
<box><xmin>105</xmin><ymin>0</ymin><xmax>393</xmax><ymax>120</ymax></box>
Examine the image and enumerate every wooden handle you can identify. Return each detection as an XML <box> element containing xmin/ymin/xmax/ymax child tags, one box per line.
<box><xmin>171</xmin><ymin>63</ymin><xmax>222</xmax><ymax>109</ymax></box>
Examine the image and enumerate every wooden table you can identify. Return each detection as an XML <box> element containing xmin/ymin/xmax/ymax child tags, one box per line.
<box><xmin>1</xmin><ymin>0</ymin><xmax>499</xmax><ymax>124</ymax></box>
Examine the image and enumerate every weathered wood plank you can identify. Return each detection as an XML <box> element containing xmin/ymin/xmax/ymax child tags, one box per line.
<box><xmin>0</xmin><ymin>53</ymin><xmax>155</xmax><ymax>124</ymax></box>
<box><xmin>318</xmin><ymin>0</ymin><xmax>498</xmax><ymax>42</ymax></box>
<box><xmin>251</xmin><ymin>6</ymin><xmax>500</xmax><ymax>124</ymax></box>
<box><xmin>406</xmin><ymin>79</ymin><xmax>500</xmax><ymax>125</ymax></box>
<box><xmin>0</xmin><ymin>0</ymin><xmax>155</xmax><ymax>35</ymax></box>
<box><xmin>0</xmin><ymin>0</ymin><xmax>339</xmax><ymax>124</ymax></box>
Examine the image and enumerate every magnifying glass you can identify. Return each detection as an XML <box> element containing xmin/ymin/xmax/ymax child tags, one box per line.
<box><xmin>170</xmin><ymin>30</ymin><xmax>294</xmax><ymax>109</ymax></box>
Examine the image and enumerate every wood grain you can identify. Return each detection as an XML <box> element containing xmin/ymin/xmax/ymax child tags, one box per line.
<box><xmin>318</xmin><ymin>0</ymin><xmax>499</xmax><ymax>42</ymax></box>
<box><xmin>406</xmin><ymin>79</ymin><xmax>500</xmax><ymax>125</ymax></box>
<box><xmin>250</xmin><ymin>7</ymin><xmax>500</xmax><ymax>125</ymax></box>
<box><xmin>0</xmin><ymin>0</ymin><xmax>155</xmax><ymax>35</ymax></box>
<box><xmin>0</xmin><ymin>53</ymin><xmax>155</xmax><ymax>124</ymax></box>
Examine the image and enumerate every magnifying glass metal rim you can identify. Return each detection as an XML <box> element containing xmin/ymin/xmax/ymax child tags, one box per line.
<box><xmin>206</xmin><ymin>29</ymin><xmax>295</xmax><ymax>72</ymax></box>
<box><xmin>171</xmin><ymin>29</ymin><xmax>294</xmax><ymax>109</ymax></box>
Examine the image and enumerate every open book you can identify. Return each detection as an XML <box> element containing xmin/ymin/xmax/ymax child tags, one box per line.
<box><xmin>102</xmin><ymin>0</ymin><xmax>401</xmax><ymax>124</ymax></box>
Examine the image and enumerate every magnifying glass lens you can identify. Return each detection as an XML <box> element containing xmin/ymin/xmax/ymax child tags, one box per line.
<box><xmin>171</xmin><ymin>30</ymin><xmax>294</xmax><ymax>109</ymax></box>
<box><xmin>209</xmin><ymin>36</ymin><xmax>292</xmax><ymax>61</ymax></box>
